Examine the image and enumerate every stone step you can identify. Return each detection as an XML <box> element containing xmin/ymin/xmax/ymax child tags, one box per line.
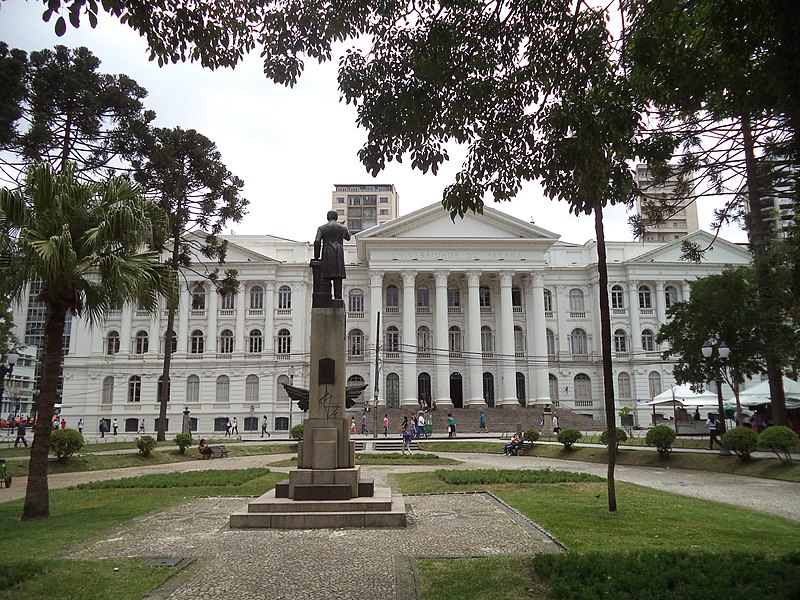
<box><xmin>247</xmin><ymin>487</ymin><xmax>393</xmax><ymax>513</ymax></box>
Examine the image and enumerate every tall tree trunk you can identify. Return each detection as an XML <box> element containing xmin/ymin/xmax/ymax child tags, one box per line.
<box><xmin>595</xmin><ymin>207</ymin><xmax>617</xmax><ymax>512</ymax></box>
<box><xmin>741</xmin><ymin>114</ymin><xmax>789</xmax><ymax>426</ymax></box>
<box><xmin>157</xmin><ymin>241</ymin><xmax>182</xmax><ymax>443</ymax></box>
<box><xmin>22</xmin><ymin>301</ymin><xmax>67</xmax><ymax>520</ymax></box>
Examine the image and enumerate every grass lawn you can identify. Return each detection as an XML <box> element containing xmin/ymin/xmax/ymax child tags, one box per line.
<box><xmin>393</xmin><ymin>470</ymin><xmax>800</xmax><ymax>599</ymax></box>
<box><xmin>418</xmin><ymin>441</ymin><xmax>800</xmax><ymax>483</ymax></box>
<box><xmin>0</xmin><ymin>469</ymin><xmax>284</xmax><ymax>599</ymax></box>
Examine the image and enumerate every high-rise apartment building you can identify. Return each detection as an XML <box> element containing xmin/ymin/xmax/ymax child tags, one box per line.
<box><xmin>331</xmin><ymin>184</ymin><xmax>400</xmax><ymax>233</ymax></box>
<box><xmin>634</xmin><ymin>164</ymin><xmax>700</xmax><ymax>242</ymax></box>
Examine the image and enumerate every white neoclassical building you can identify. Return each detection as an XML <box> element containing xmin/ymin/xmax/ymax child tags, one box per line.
<box><xmin>12</xmin><ymin>202</ymin><xmax>751</xmax><ymax>434</ymax></box>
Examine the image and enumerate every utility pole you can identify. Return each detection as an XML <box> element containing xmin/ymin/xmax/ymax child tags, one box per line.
<box><xmin>373</xmin><ymin>311</ymin><xmax>380</xmax><ymax>439</ymax></box>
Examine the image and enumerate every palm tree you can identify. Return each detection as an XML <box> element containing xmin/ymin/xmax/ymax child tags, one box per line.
<box><xmin>0</xmin><ymin>162</ymin><xmax>175</xmax><ymax>520</ymax></box>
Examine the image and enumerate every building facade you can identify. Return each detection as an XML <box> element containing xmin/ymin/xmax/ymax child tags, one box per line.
<box><xmin>11</xmin><ymin>203</ymin><xmax>751</xmax><ymax>434</ymax></box>
<box><xmin>331</xmin><ymin>184</ymin><xmax>400</xmax><ymax>234</ymax></box>
<box><xmin>635</xmin><ymin>164</ymin><xmax>700</xmax><ymax>242</ymax></box>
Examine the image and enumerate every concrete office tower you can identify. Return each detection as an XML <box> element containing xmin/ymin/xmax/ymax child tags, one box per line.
<box><xmin>331</xmin><ymin>184</ymin><xmax>400</xmax><ymax>233</ymax></box>
<box><xmin>634</xmin><ymin>164</ymin><xmax>700</xmax><ymax>242</ymax></box>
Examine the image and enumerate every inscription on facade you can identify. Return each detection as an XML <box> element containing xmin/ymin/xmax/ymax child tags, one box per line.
<box><xmin>391</xmin><ymin>250</ymin><xmax>524</xmax><ymax>261</ymax></box>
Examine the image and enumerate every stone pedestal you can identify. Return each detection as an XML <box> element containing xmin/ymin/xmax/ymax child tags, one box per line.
<box><xmin>231</xmin><ymin>301</ymin><xmax>407</xmax><ymax>529</ymax></box>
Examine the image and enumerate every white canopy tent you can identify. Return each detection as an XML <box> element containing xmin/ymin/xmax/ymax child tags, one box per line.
<box><xmin>646</xmin><ymin>385</ymin><xmax>723</xmax><ymax>433</ymax></box>
<box><xmin>735</xmin><ymin>378</ymin><xmax>800</xmax><ymax>410</ymax></box>
<box><xmin>648</xmin><ymin>384</ymin><xmax>720</xmax><ymax>409</ymax></box>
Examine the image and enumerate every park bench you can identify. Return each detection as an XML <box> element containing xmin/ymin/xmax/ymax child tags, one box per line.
<box><xmin>201</xmin><ymin>445</ymin><xmax>229</xmax><ymax>459</ymax></box>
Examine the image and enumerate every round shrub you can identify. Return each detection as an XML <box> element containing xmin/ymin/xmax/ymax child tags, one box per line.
<box><xmin>291</xmin><ymin>424</ymin><xmax>304</xmax><ymax>440</ymax></box>
<box><xmin>645</xmin><ymin>425</ymin><xmax>677</xmax><ymax>455</ymax></box>
<box><xmin>722</xmin><ymin>426</ymin><xmax>758</xmax><ymax>461</ymax></box>
<box><xmin>136</xmin><ymin>435</ymin><xmax>157</xmax><ymax>457</ymax></box>
<box><xmin>174</xmin><ymin>433</ymin><xmax>193</xmax><ymax>454</ymax></box>
<box><xmin>49</xmin><ymin>428</ymin><xmax>84</xmax><ymax>461</ymax></box>
<box><xmin>758</xmin><ymin>426</ymin><xmax>799</xmax><ymax>463</ymax></box>
<box><xmin>523</xmin><ymin>429</ymin><xmax>541</xmax><ymax>444</ymax></box>
<box><xmin>556</xmin><ymin>428</ymin><xmax>582</xmax><ymax>449</ymax></box>
<box><xmin>599</xmin><ymin>427</ymin><xmax>628</xmax><ymax>449</ymax></box>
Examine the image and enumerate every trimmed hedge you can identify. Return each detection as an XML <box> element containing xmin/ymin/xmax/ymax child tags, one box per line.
<box><xmin>645</xmin><ymin>425</ymin><xmax>677</xmax><ymax>455</ymax></box>
<box><xmin>49</xmin><ymin>428</ymin><xmax>84</xmax><ymax>461</ymax></box>
<box><xmin>758</xmin><ymin>426</ymin><xmax>799</xmax><ymax>463</ymax></box>
<box><xmin>722</xmin><ymin>427</ymin><xmax>758</xmax><ymax>461</ymax></box>
<box><xmin>556</xmin><ymin>428</ymin><xmax>582</xmax><ymax>449</ymax></box>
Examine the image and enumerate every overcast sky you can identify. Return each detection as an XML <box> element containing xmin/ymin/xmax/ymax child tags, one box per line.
<box><xmin>1</xmin><ymin>0</ymin><xmax>747</xmax><ymax>246</ymax></box>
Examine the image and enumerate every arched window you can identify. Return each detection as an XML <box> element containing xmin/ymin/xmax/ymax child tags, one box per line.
<box><xmin>163</xmin><ymin>330</ymin><xmax>177</xmax><ymax>354</ymax></box>
<box><xmin>219</xmin><ymin>329</ymin><xmax>234</xmax><ymax>354</ymax></box>
<box><xmin>614</xmin><ymin>329</ymin><xmax>628</xmax><ymax>353</ymax></box>
<box><xmin>479</xmin><ymin>285</ymin><xmax>491</xmax><ymax>307</ymax></box>
<box><xmin>277</xmin><ymin>329</ymin><xmax>291</xmax><ymax>355</ymax></box>
<box><xmin>483</xmin><ymin>372</ymin><xmax>495</xmax><ymax>407</ymax></box>
<box><xmin>416</xmin><ymin>285</ymin><xmax>429</xmax><ymax>307</ymax></box>
<box><xmin>417</xmin><ymin>326</ymin><xmax>432</xmax><ymax>355</ymax></box>
<box><xmin>574</xmin><ymin>373</ymin><xmax>592</xmax><ymax>399</ymax></box>
<box><xmin>648</xmin><ymin>371</ymin><xmax>662</xmax><ymax>399</ymax></box>
<box><xmin>570</xmin><ymin>328</ymin><xmax>588</xmax><ymax>355</ymax></box>
<box><xmin>386</xmin><ymin>373</ymin><xmax>400</xmax><ymax>409</ymax></box>
<box><xmin>348</xmin><ymin>329</ymin><xmax>364</xmax><ymax>356</ymax></box>
<box><xmin>543</xmin><ymin>289</ymin><xmax>553</xmax><ymax>313</ymax></box>
<box><xmin>481</xmin><ymin>325</ymin><xmax>494</xmax><ymax>354</ymax></box>
<box><xmin>610</xmin><ymin>284</ymin><xmax>625</xmax><ymax>309</ymax></box>
<box><xmin>134</xmin><ymin>330</ymin><xmax>149</xmax><ymax>354</ymax></box>
<box><xmin>348</xmin><ymin>288</ymin><xmax>364</xmax><ymax>312</ymax></box>
<box><xmin>278</xmin><ymin>285</ymin><xmax>292</xmax><ymax>309</ymax></box>
<box><xmin>638</xmin><ymin>285</ymin><xmax>652</xmax><ymax>309</ymax></box>
<box><xmin>385</xmin><ymin>326</ymin><xmax>400</xmax><ymax>352</ymax></box>
<box><xmin>664</xmin><ymin>285</ymin><xmax>678</xmax><ymax>309</ymax></box>
<box><xmin>515</xmin><ymin>372</ymin><xmax>526</xmax><ymax>405</ymax></box>
<box><xmin>448</xmin><ymin>326</ymin><xmax>463</xmax><ymax>353</ymax></box>
<box><xmin>618</xmin><ymin>372</ymin><xmax>632</xmax><ymax>399</ymax></box>
<box><xmin>385</xmin><ymin>284</ymin><xmax>399</xmax><ymax>308</ymax></box>
<box><xmin>418</xmin><ymin>372</ymin><xmax>432</xmax><ymax>403</ymax></box>
<box><xmin>549</xmin><ymin>374</ymin><xmax>559</xmax><ymax>401</ymax></box>
<box><xmin>191</xmin><ymin>285</ymin><xmax>206</xmax><ymax>310</ymax></box>
<box><xmin>514</xmin><ymin>326</ymin><xmax>525</xmax><ymax>354</ymax></box>
<box><xmin>447</xmin><ymin>285</ymin><xmax>460</xmax><ymax>307</ymax></box>
<box><xmin>216</xmin><ymin>375</ymin><xmax>230</xmax><ymax>403</ymax></box>
<box><xmin>249</xmin><ymin>329</ymin><xmax>263</xmax><ymax>354</ymax></box>
<box><xmin>245</xmin><ymin>374</ymin><xmax>259</xmax><ymax>404</ymax></box>
<box><xmin>220</xmin><ymin>290</ymin><xmax>235</xmax><ymax>310</ymax></box>
<box><xmin>249</xmin><ymin>285</ymin><xmax>264</xmax><ymax>310</ymax></box>
<box><xmin>569</xmin><ymin>288</ymin><xmax>585</xmax><ymax>313</ymax></box>
<box><xmin>127</xmin><ymin>375</ymin><xmax>141</xmax><ymax>403</ymax></box>
<box><xmin>546</xmin><ymin>328</ymin><xmax>556</xmax><ymax>356</ymax></box>
<box><xmin>106</xmin><ymin>331</ymin><xmax>120</xmax><ymax>355</ymax></box>
<box><xmin>190</xmin><ymin>330</ymin><xmax>204</xmax><ymax>354</ymax></box>
<box><xmin>186</xmin><ymin>375</ymin><xmax>200</xmax><ymax>403</ymax></box>
<box><xmin>641</xmin><ymin>329</ymin><xmax>655</xmax><ymax>352</ymax></box>
<box><xmin>102</xmin><ymin>376</ymin><xmax>114</xmax><ymax>404</ymax></box>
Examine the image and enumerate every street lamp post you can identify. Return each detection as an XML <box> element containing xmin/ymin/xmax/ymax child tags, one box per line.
<box><xmin>0</xmin><ymin>350</ymin><xmax>20</xmax><ymax>415</ymax></box>
<box><xmin>288</xmin><ymin>366</ymin><xmax>295</xmax><ymax>438</ymax></box>
<box><xmin>701</xmin><ymin>340</ymin><xmax>731</xmax><ymax>456</ymax></box>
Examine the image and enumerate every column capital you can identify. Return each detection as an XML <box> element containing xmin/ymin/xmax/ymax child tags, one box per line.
<box><xmin>499</xmin><ymin>271</ymin><xmax>514</xmax><ymax>288</ymax></box>
<box><xmin>531</xmin><ymin>273</ymin><xmax>544</xmax><ymax>288</ymax></box>
<box><xmin>466</xmin><ymin>271</ymin><xmax>482</xmax><ymax>287</ymax></box>
<box><xmin>629</xmin><ymin>279</ymin><xmax>640</xmax><ymax>289</ymax></box>
<box><xmin>369</xmin><ymin>270</ymin><xmax>384</xmax><ymax>287</ymax></box>
<box><xmin>401</xmin><ymin>270</ymin><xmax>417</xmax><ymax>287</ymax></box>
<box><xmin>655</xmin><ymin>280</ymin><xmax>666</xmax><ymax>290</ymax></box>
<box><xmin>265</xmin><ymin>280</ymin><xmax>275</xmax><ymax>291</ymax></box>
<box><xmin>434</xmin><ymin>271</ymin><xmax>449</xmax><ymax>287</ymax></box>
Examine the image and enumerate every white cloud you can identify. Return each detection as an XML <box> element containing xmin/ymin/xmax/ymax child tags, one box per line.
<box><xmin>0</xmin><ymin>0</ymin><xmax>747</xmax><ymax>245</ymax></box>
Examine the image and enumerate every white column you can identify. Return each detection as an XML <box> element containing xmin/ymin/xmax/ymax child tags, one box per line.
<box><xmin>466</xmin><ymin>271</ymin><xmax>484</xmax><ymax>406</ymax></box>
<box><xmin>368</xmin><ymin>271</ymin><xmax>385</xmax><ymax>405</ymax></box>
<box><xmin>263</xmin><ymin>281</ymin><xmax>275</xmax><ymax>353</ymax></box>
<box><xmin>401</xmin><ymin>271</ymin><xmax>417</xmax><ymax>406</ymax></box>
<box><xmin>655</xmin><ymin>280</ymin><xmax>666</xmax><ymax>324</ymax></box>
<box><xmin>530</xmin><ymin>273</ymin><xmax>550</xmax><ymax>404</ymax></box>
<box><xmin>555</xmin><ymin>285</ymin><xmax>568</xmax><ymax>355</ymax></box>
<box><xmin>148</xmin><ymin>300</ymin><xmax>161</xmax><ymax>355</ymax></box>
<box><xmin>293</xmin><ymin>281</ymin><xmax>308</xmax><ymax>360</ymax></box>
<box><xmin>120</xmin><ymin>303</ymin><xmax>132</xmax><ymax>357</ymax></box>
<box><xmin>498</xmin><ymin>272</ymin><xmax>516</xmax><ymax>405</ymax></box>
<box><xmin>589</xmin><ymin>281</ymin><xmax>602</xmax><ymax>356</ymax></box>
<box><xmin>234</xmin><ymin>282</ymin><xmax>246</xmax><ymax>353</ymax></box>
<box><xmin>176</xmin><ymin>286</ymin><xmax>190</xmax><ymax>354</ymax></box>
<box><xmin>628</xmin><ymin>280</ymin><xmax>641</xmax><ymax>353</ymax></box>
<box><xmin>208</xmin><ymin>284</ymin><xmax>218</xmax><ymax>354</ymax></box>
<box><xmin>433</xmin><ymin>270</ymin><xmax>452</xmax><ymax>408</ymax></box>
<box><xmin>682</xmin><ymin>281</ymin><xmax>691</xmax><ymax>302</ymax></box>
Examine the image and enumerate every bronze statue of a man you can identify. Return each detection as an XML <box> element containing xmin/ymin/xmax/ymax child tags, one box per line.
<box><xmin>314</xmin><ymin>210</ymin><xmax>351</xmax><ymax>300</ymax></box>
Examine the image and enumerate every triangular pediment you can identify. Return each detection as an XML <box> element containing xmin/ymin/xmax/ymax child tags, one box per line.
<box><xmin>357</xmin><ymin>202</ymin><xmax>560</xmax><ymax>241</ymax></box>
<box><xmin>180</xmin><ymin>232</ymin><xmax>282</xmax><ymax>265</ymax></box>
<box><xmin>629</xmin><ymin>231</ymin><xmax>751</xmax><ymax>266</ymax></box>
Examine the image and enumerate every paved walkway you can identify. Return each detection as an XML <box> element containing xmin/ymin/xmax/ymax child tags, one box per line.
<box><xmin>2</xmin><ymin>451</ymin><xmax>800</xmax><ymax>600</ymax></box>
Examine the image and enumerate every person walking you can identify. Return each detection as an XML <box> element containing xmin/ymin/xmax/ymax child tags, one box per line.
<box><xmin>401</xmin><ymin>414</ymin><xmax>409</xmax><ymax>433</ymax></box>
<box><xmin>350</xmin><ymin>416</ymin><xmax>356</xmax><ymax>433</ymax></box>
<box><xmin>232</xmin><ymin>417</ymin><xmax>239</xmax><ymax>435</ymax></box>
<box><xmin>60</xmin><ymin>418</ymin><xmax>66</xmax><ymax>429</ymax></box>
<box><xmin>706</xmin><ymin>413</ymin><xmax>721</xmax><ymax>449</ymax></box>
<box><xmin>417</xmin><ymin>412</ymin><xmax>426</xmax><ymax>438</ymax></box>
<box><xmin>479</xmin><ymin>410</ymin><xmax>488</xmax><ymax>433</ymax></box>
<box><xmin>261</xmin><ymin>415</ymin><xmax>270</xmax><ymax>438</ymax></box>
<box><xmin>552</xmin><ymin>413</ymin><xmax>560</xmax><ymax>434</ymax></box>
<box><xmin>225</xmin><ymin>417</ymin><xmax>232</xmax><ymax>437</ymax></box>
<box><xmin>138</xmin><ymin>419</ymin><xmax>145</xmax><ymax>433</ymax></box>
<box><xmin>14</xmin><ymin>421</ymin><xmax>28</xmax><ymax>448</ymax></box>
<box><xmin>360</xmin><ymin>412</ymin><xmax>368</xmax><ymax>435</ymax></box>
<box><xmin>77</xmin><ymin>418</ymin><xmax>84</xmax><ymax>434</ymax></box>
<box><xmin>99</xmin><ymin>420</ymin><xmax>106</xmax><ymax>438</ymax></box>
<box><xmin>112</xmin><ymin>418</ymin><xmax>118</xmax><ymax>436</ymax></box>
<box><xmin>402</xmin><ymin>427</ymin><xmax>413</xmax><ymax>455</ymax></box>
<box><xmin>448</xmin><ymin>413</ymin><xmax>456</xmax><ymax>438</ymax></box>
<box><xmin>383</xmin><ymin>414</ymin><xmax>389</xmax><ymax>437</ymax></box>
